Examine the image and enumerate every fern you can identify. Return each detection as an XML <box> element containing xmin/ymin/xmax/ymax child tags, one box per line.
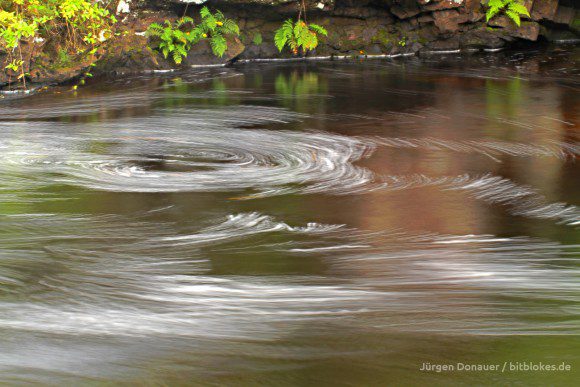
<box><xmin>274</xmin><ymin>19</ymin><xmax>294</xmax><ymax>52</ymax></box>
<box><xmin>147</xmin><ymin>23</ymin><xmax>164</xmax><ymax>36</ymax></box>
<box><xmin>192</xmin><ymin>6</ymin><xmax>239</xmax><ymax>57</ymax></box>
<box><xmin>309</xmin><ymin>24</ymin><xmax>328</xmax><ymax>36</ymax></box>
<box><xmin>146</xmin><ymin>7</ymin><xmax>239</xmax><ymax>62</ymax></box>
<box><xmin>210</xmin><ymin>34</ymin><xmax>227</xmax><ymax>57</ymax></box>
<box><xmin>199</xmin><ymin>7</ymin><xmax>212</xmax><ymax>20</ymax></box>
<box><xmin>176</xmin><ymin>16</ymin><xmax>194</xmax><ymax>28</ymax></box>
<box><xmin>147</xmin><ymin>17</ymin><xmax>199</xmax><ymax>64</ymax></box>
<box><xmin>223</xmin><ymin>19</ymin><xmax>240</xmax><ymax>35</ymax></box>
<box><xmin>485</xmin><ymin>0</ymin><xmax>530</xmax><ymax>27</ymax></box>
<box><xmin>274</xmin><ymin>19</ymin><xmax>327</xmax><ymax>55</ymax></box>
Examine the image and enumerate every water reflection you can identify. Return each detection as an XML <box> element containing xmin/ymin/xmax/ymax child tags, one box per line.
<box><xmin>274</xmin><ymin>71</ymin><xmax>328</xmax><ymax>113</ymax></box>
<box><xmin>0</xmin><ymin>46</ymin><xmax>578</xmax><ymax>385</ymax></box>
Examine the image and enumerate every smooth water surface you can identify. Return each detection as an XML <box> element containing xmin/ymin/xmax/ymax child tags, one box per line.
<box><xmin>1</xmin><ymin>47</ymin><xmax>579</xmax><ymax>385</ymax></box>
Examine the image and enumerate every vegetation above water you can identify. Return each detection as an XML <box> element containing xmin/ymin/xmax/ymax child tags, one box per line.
<box><xmin>0</xmin><ymin>1</ymin><xmax>570</xmax><ymax>89</ymax></box>
<box><xmin>273</xmin><ymin>0</ymin><xmax>327</xmax><ymax>55</ymax></box>
<box><xmin>274</xmin><ymin>19</ymin><xmax>327</xmax><ymax>55</ymax></box>
<box><xmin>147</xmin><ymin>6</ymin><xmax>240</xmax><ymax>63</ymax></box>
<box><xmin>484</xmin><ymin>0</ymin><xmax>531</xmax><ymax>27</ymax></box>
<box><xmin>0</xmin><ymin>0</ymin><xmax>116</xmax><ymax>87</ymax></box>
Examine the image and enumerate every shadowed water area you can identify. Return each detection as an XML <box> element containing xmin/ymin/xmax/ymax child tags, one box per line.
<box><xmin>0</xmin><ymin>46</ymin><xmax>579</xmax><ymax>385</ymax></box>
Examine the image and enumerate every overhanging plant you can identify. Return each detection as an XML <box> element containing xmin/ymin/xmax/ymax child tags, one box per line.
<box><xmin>274</xmin><ymin>0</ymin><xmax>327</xmax><ymax>56</ymax></box>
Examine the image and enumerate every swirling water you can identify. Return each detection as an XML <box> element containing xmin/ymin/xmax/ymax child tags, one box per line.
<box><xmin>0</xmin><ymin>47</ymin><xmax>579</xmax><ymax>385</ymax></box>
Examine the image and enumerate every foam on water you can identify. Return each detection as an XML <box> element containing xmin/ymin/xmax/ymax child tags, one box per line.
<box><xmin>0</xmin><ymin>107</ymin><xmax>375</xmax><ymax>197</ymax></box>
<box><xmin>1</xmin><ymin>212</ymin><xmax>578</xmax><ymax>339</ymax></box>
<box><xmin>377</xmin><ymin>174</ymin><xmax>580</xmax><ymax>226</ymax></box>
<box><xmin>1</xmin><ymin>115</ymin><xmax>578</xmax><ymax>225</ymax></box>
<box><xmin>373</xmin><ymin>136</ymin><xmax>579</xmax><ymax>161</ymax></box>
<box><xmin>0</xmin><ymin>55</ymin><xmax>579</xmax><ymax>384</ymax></box>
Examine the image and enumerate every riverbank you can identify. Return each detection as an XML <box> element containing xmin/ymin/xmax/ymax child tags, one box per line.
<box><xmin>1</xmin><ymin>0</ymin><xmax>579</xmax><ymax>91</ymax></box>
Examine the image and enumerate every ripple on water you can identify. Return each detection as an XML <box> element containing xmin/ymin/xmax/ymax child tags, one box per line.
<box><xmin>1</xmin><ymin>212</ymin><xmax>578</xmax><ymax>340</ymax></box>
<box><xmin>1</xmin><ymin>113</ymin><xmax>579</xmax><ymax>226</ymax></box>
<box><xmin>0</xmin><ymin>106</ymin><xmax>375</xmax><ymax>197</ymax></box>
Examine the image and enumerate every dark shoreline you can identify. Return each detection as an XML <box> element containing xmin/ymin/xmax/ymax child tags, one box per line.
<box><xmin>1</xmin><ymin>0</ymin><xmax>578</xmax><ymax>92</ymax></box>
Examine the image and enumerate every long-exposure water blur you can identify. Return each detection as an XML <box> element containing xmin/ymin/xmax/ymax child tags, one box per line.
<box><xmin>0</xmin><ymin>46</ymin><xmax>579</xmax><ymax>385</ymax></box>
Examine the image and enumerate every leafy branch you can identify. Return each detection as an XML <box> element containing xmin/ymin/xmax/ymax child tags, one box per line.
<box><xmin>485</xmin><ymin>0</ymin><xmax>530</xmax><ymax>27</ymax></box>
<box><xmin>147</xmin><ymin>6</ymin><xmax>240</xmax><ymax>64</ymax></box>
<box><xmin>274</xmin><ymin>0</ymin><xmax>327</xmax><ymax>55</ymax></box>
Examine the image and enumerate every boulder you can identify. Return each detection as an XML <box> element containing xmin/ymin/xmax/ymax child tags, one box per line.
<box><xmin>459</xmin><ymin>28</ymin><xmax>506</xmax><ymax>48</ymax></box>
<box><xmin>433</xmin><ymin>9</ymin><xmax>470</xmax><ymax>33</ymax></box>
<box><xmin>422</xmin><ymin>0</ymin><xmax>465</xmax><ymax>12</ymax></box>
<box><xmin>531</xmin><ymin>0</ymin><xmax>559</xmax><ymax>21</ymax></box>
<box><xmin>552</xmin><ymin>6</ymin><xmax>576</xmax><ymax>26</ymax></box>
<box><xmin>184</xmin><ymin>36</ymin><xmax>245</xmax><ymax>65</ymax></box>
<box><xmin>155</xmin><ymin>0</ymin><xmax>336</xmax><ymax>12</ymax></box>
<box><xmin>424</xmin><ymin>35</ymin><xmax>460</xmax><ymax>50</ymax></box>
<box><xmin>490</xmin><ymin>20</ymin><xmax>540</xmax><ymax>41</ymax></box>
<box><xmin>389</xmin><ymin>0</ymin><xmax>422</xmax><ymax>19</ymax></box>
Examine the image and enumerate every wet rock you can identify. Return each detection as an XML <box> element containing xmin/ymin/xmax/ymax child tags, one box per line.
<box><xmin>552</xmin><ymin>6</ymin><xmax>576</xmax><ymax>26</ymax></box>
<box><xmin>539</xmin><ymin>25</ymin><xmax>579</xmax><ymax>42</ymax></box>
<box><xmin>462</xmin><ymin>0</ymin><xmax>481</xmax><ymax>12</ymax></box>
<box><xmin>160</xmin><ymin>0</ymin><xmax>336</xmax><ymax>12</ymax></box>
<box><xmin>332</xmin><ymin>6</ymin><xmax>392</xmax><ymax>20</ymax></box>
<box><xmin>459</xmin><ymin>28</ymin><xmax>506</xmax><ymax>49</ymax></box>
<box><xmin>506</xmin><ymin>21</ymin><xmax>541</xmax><ymax>41</ymax></box>
<box><xmin>417</xmin><ymin>14</ymin><xmax>434</xmax><ymax>23</ymax></box>
<box><xmin>531</xmin><ymin>0</ymin><xmax>559</xmax><ymax>21</ymax></box>
<box><xmin>433</xmin><ymin>9</ymin><xmax>470</xmax><ymax>33</ymax></box>
<box><xmin>422</xmin><ymin>0</ymin><xmax>465</xmax><ymax>12</ymax></box>
<box><xmin>185</xmin><ymin>36</ymin><xmax>245</xmax><ymax>65</ymax></box>
<box><xmin>423</xmin><ymin>36</ymin><xmax>460</xmax><ymax>51</ymax></box>
<box><xmin>486</xmin><ymin>15</ymin><xmax>541</xmax><ymax>42</ymax></box>
<box><xmin>93</xmin><ymin>15</ymin><xmax>174</xmax><ymax>75</ymax></box>
<box><xmin>389</xmin><ymin>0</ymin><xmax>422</xmax><ymax>19</ymax></box>
<box><xmin>3</xmin><ymin>0</ymin><xmax>577</xmax><ymax>90</ymax></box>
<box><xmin>366</xmin><ymin>43</ymin><xmax>384</xmax><ymax>54</ymax></box>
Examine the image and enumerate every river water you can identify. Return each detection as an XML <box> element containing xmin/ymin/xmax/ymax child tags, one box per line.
<box><xmin>0</xmin><ymin>46</ymin><xmax>579</xmax><ymax>385</ymax></box>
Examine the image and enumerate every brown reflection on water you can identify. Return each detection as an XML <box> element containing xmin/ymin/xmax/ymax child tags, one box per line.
<box><xmin>0</xmin><ymin>46</ymin><xmax>579</xmax><ymax>385</ymax></box>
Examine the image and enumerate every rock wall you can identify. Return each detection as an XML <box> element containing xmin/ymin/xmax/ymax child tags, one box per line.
<box><xmin>119</xmin><ymin>0</ymin><xmax>579</xmax><ymax>67</ymax></box>
<box><xmin>1</xmin><ymin>0</ymin><xmax>578</xmax><ymax>90</ymax></box>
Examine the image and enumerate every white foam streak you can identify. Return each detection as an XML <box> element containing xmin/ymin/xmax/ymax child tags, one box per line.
<box><xmin>379</xmin><ymin>174</ymin><xmax>580</xmax><ymax>226</ymax></box>
<box><xmin>373</xmin><ymin>136</ymin><xmax>579</xmax><ymax>160</ymax></box>
<box><xmin>0</xmin><ymin>109</ymin><xmax>375</xmax><ymax>197</ymax></box>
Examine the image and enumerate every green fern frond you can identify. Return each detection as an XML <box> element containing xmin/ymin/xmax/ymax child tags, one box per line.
<box><xmin>200</xmin><ymin>7</ymin><xmax>211</xmax><ymax>19</ymax></box>
<box><xmin>273</xmin><ymin>18</ymin><xmax>328</xmax><ymax>55</ymax></box>
<box><xmin>146</xmin><ymin>23</ymin><xmax>163</xmax><ymax>37</ymax></box>
<box><xmin>210</xmin><ymin>33</ymin><xmax>227</xmax><ymax>57</ymax></box>
<box><xmin>308</xmin><ymin>24</ymin><xmax>327</xmax><ymax>36</ymax></box>
<box><xmin>505</xmin><ymin>10</ymin><xmax>521</xmax><ymax>26</ymax></box>
<box><xmin>215</xmin><ymin>10</ymin><xmax>225</xmax><ymax>21</ymax></box>
<box><xmin>487</xmin><ymin>0</ymin><xmax>504</xmax><ymax>8</ymax></box>
<box><xmin>176</xmin><ymin>44</ymin><xmax>187</xmax><ymax>57</ymax></box>
<box><xmin>147</xmin><ymin>7</ymin><xmax>238</xmax><ymax>62</ymax></box>
<box><xmin>508</xmin><ymin>3</ymin><xmax>530</xmax><ymax>17</ymax></box>
<box><xmin>274</xmin><ymin>20</ymin><xmax>292</xmax><ymax>52</ymax></box>
<box><xmin>283</xmin><ymin>19</ymin><xmax>294</xmax><ymax>33</ymax></box>
<box><xmin>293</xmin><ymin>21</ymin><xmax>305</xmax><ymax>41</ymax></box>
<box><xmin>486</xmin><ymin>6</ymin><xmax>501</xmax><ymax>21</ymax></box>
<box><xmin>172</xmin><ymin>50</ymin><xmax>183</xmax><ymax>64</ymax></box>
<box><xmin>485</xmin><ymin>0</ymin><xmax>528</xmax><ymax>26</ymax></box>
<box><xmin>206</xmin><ymin>15</ymin><xmax>217</xmax><ymax>31</ymax></box>
<box><xmin>176</xmin><ymin>16</ymin><xmax>194</xmax><ymax>27</ymax></box>
<box><xmin>306</xmin><ymin>33</ymin><xmax>318</xmax><ymax>50</ymax></box>
<box><xmin>223</xmin><ymin>19</ymin><xmax>240</xmax><ymax>35</ymax></box>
